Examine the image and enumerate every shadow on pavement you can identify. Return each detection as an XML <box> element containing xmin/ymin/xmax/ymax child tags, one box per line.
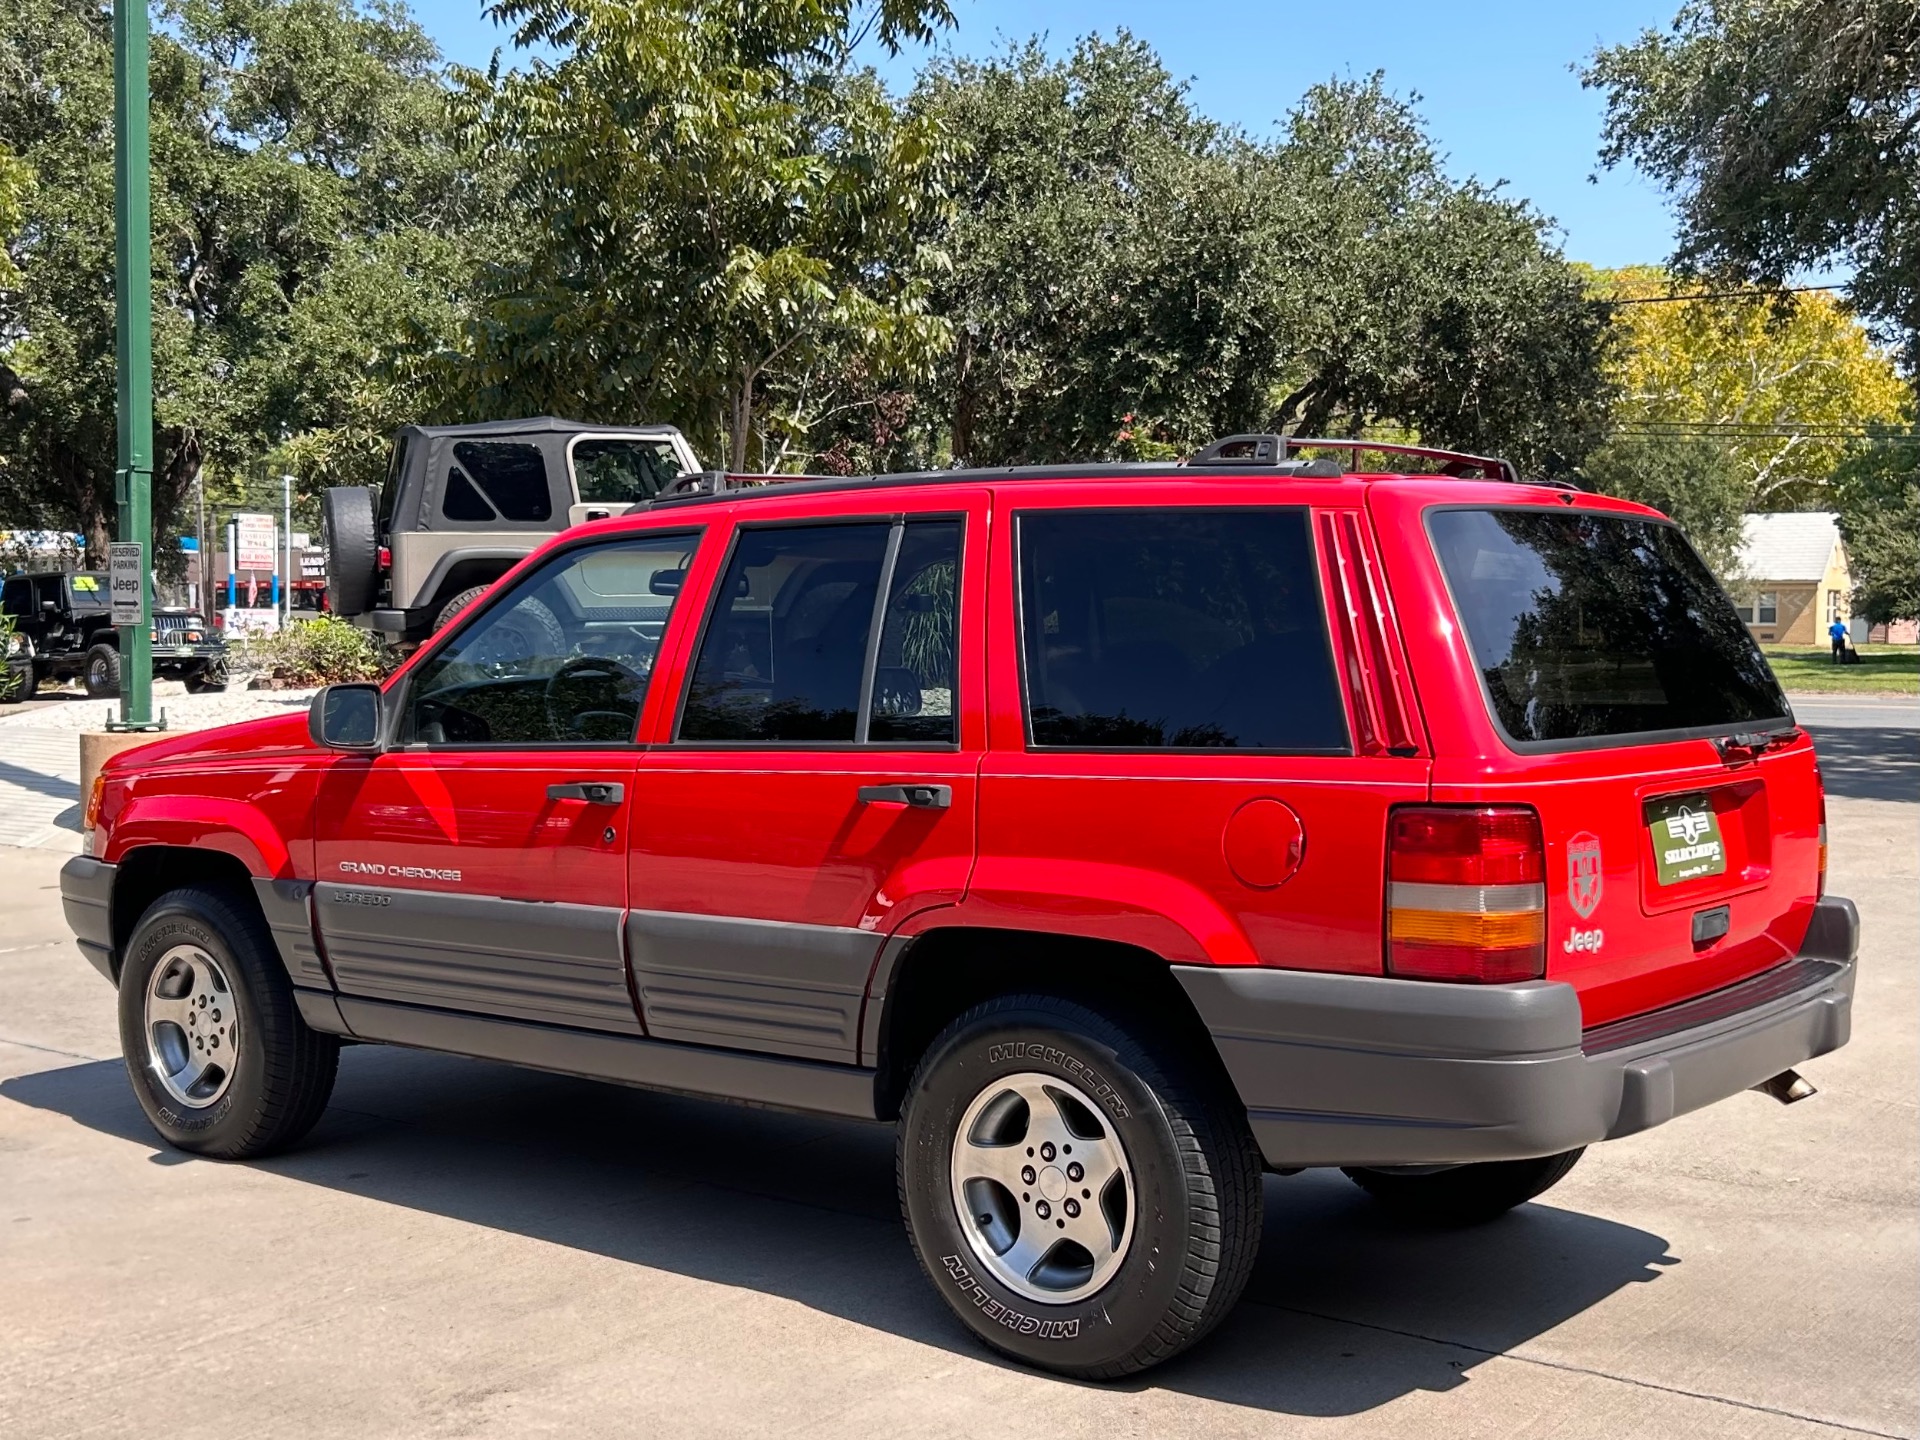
<box><xmin>0</xmin><ymin>757</ymin><xmax>77</xmax><ymax>802</ymax></box>
<box><xmin>1803</xmin><ymin>726</ymin><xmax>1920</xmax><ymax>803</ymax></box>
<box><xmin>3</xmin><ymin>1045</ymin><xmax>1676</xmax><ymax>1414</ymax></box>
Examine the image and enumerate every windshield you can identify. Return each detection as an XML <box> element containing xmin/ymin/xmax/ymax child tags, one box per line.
<box><xmin>1429</xmin><ymin>508</ymin><xmax>1789</xmax><ymax>747</ymax></box>
<box><xmin>67</xmin><ymin>574</ymin><xmax>109</xmax><ymax>610</ymax></box>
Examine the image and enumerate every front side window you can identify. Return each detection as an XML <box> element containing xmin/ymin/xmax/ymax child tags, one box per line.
<box><xmin>1429</xmin><ymin>508</ymin><xmax>1788</xmax><ymax>747</ymax></box>
<box><xmin>442</xmin><ymin>440</ymin><xmax>552</xmax><ymax>523</ymax></box>
<box><xmin>402</xmin><ymin>533</ymin><xmax>699</xmax><ymax>746</ymax></box>
<box><xmin>679</xmin><ymin>518</ymin><xmax>963</xmax><ymax>745</ymax></box>
<box><xmin>1017</xmin><ymin>508</ymin><xmax>1348</xmax><ymax>752</ymax></box>
<box><xmin>573</xmin><ymin>438</ymin><xmax>688</xmax><ymax>506</ymax></box>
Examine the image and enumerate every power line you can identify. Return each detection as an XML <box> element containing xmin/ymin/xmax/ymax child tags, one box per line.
<box><xmin>1607</xmin><ymin>284</ymin><xmax>1847</xmax><ymax>305</ymax></box>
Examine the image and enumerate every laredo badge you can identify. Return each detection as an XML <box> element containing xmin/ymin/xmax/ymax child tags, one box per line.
<box><xmin>1567</xmin><ymin>832</ymin><xmax>1603</xmax><ymax>919</ymax></box>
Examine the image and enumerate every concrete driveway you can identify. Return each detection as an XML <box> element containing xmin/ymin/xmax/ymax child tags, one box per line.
<box><xmin>1</xmin><ymin>730</ymin><xmax>1913</xmax><ymax>1438</ymax></box>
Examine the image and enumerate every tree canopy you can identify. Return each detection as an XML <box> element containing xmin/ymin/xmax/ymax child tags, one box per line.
<box><xmin>445</xmin><ymin>0</ymin><xmax>958</xmax><ymax>471</ymax></box>
<box><xmin>0</xmin><ymin>0</ymin><xmax>485</xmax><ymax>558</ymax></box>
<box><xmin>919</xmin><ymin>41</ymin><xmax>1614</xmax><ymax>472</ymax></box>
<box><xmin>1587</xmin><ymin>266</ymin><xmax>1910</xmax><ymax>508</ymax></box>
<box><xmin>1586</xmin><ymin>0</ymin><xmax>1920</xmax><ymax>367</ymax></box>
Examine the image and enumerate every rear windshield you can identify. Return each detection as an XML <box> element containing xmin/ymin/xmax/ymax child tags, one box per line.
<box><xmin>1429</xmin><ymin>508</ymin><xmax>1789</xmax><ymax>747</ymax></box>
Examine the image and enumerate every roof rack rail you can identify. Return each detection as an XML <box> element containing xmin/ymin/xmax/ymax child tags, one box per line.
<box><xmin>656</xmin><ymin>469</ymin><xmax>833</xmax><ymax>503</ymax></box>
<box><xmin>1192</xmin><ymin>433</ymin><xmax>1520</xmax><ymax>485</ymax></box>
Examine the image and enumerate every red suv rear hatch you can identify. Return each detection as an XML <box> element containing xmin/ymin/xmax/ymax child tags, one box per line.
<box><xmin>1388</xmin><ymin>494</ymin><xmax>1823</xmax><ymax>1029</ymax></box>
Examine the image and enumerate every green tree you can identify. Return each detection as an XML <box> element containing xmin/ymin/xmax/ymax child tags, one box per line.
<box><xmin>1586</xmin><ymin>0</ymin><xmax>1920</xmax><ymax>366</ymax></box>
<box><xmin>1832</xmin><ymin>432</ymin><xmax>1920</xmax><ymax>623</ymax></box>
<box><xmin>1580</xmin><ymin>432</ymin><xmax>1750</xmax><ymax>575</ymax></box>
<box><xmin>1589</xmin><ymin>265</ymin><xmax>1910</xmax><ymax>508</ymax></box>
<box><xmin>921</xmin><ymin>43</ymin><xmax>1614</xmax><ymax>472</ymax></box>
<box><xmin>446</xmin><ymin>0</ymin><xmax>956</xmax><ymax>472</ymax></box>
<box><xmin>0</xmin><ymin>0</ymin><xmax>483</xmax><ymax>559</ymax></box>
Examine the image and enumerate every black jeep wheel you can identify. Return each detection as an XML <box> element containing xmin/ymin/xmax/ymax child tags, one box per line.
<box><xmin>185</xmin><ymin>658</ymin><xmax>230</xmax><ymax>694</ymax></box>
<box><xmin>118</xmin><ymin>886</ymin><xmax>339</xmax><ymax>1159</ymax></box>
<box><xmin>1342</xmin><ymin>1149</ymin><xmax>1586</xmax><ymax>1226</ymax></box>
<box><xmin>898</xmin><ymin>994</ymin><xmax>1263</xmax><ymax>1379</ymax></box>
<box><xmin>84</xmin><ymin>643</ymin><xmax>121</xmax><ymax>698</ymax></box>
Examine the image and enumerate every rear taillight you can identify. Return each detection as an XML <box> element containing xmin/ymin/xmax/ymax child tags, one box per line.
<box><xmin>377</xmin><ymin>546</ymin><xmax>392</xmax><ymax>570</ymax></box>
<box><xmin>1387</xmin><ymin>806</ymin><xmax>1545</xmax><ymax>983</ymax></box>
<box><xmin>1815</xmin><ymin>765</ymin><xmax>1828</xmax><ymax>898</ymax></box>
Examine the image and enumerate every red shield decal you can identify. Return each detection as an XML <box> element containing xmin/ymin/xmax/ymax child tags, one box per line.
<box><xmin>1567</xmin><ymin>833</ymin><xmax>1603</xmax><ymax>919</ymax></box>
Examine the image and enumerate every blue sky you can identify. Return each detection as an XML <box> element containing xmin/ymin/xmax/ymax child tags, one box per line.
<box><xmin>405</xmin><ymin>0</ymin><xmax>1684</xmax><ymax>271</ymax></box>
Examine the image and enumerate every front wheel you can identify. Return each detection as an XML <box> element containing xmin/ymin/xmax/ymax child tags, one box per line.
<box><xmin>1342</xmin><ymin>1149</ymin><xmax>1585</xmax><ymax>1226</ymax></box>
<box><xmin>118</xmin><ymin>886</ymin><xmax>339</xmax><ymax>1158</ymax></box>
<box><xmin>185</xmin><ymin>658</ymin><xmax>229</xmax><ymax>693</ymax></box>
<box><xmin>898</xmin><ymin>994</ymin><xmax>1263</xmax><ymax>1379</ymax></box>
<box><xmin>83</xmin><ymin>643</ymin><xmax>121</xmax><ymax>698</ymax></box>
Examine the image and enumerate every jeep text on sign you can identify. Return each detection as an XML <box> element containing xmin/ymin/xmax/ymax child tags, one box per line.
<box><xmin>108</xmin><ymin>542</ymin><xmax>145</xmax><ymax>626</ymax></box>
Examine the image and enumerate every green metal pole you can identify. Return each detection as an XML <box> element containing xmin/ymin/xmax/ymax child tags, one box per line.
<box><xmin>112</xmin><ymin>0</ymin><xmax>155</xmax><ymax>729</ymax></box>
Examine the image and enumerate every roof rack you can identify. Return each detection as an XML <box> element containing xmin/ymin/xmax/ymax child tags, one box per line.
<box><xmin>1193</xmin><ymin>433</ymin><xmax>1520</xmax><ymax>484</ymax></box>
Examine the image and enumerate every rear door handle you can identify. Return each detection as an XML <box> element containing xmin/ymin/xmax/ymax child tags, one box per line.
<box><xmin>857</xmin><ymin>783</ymin><xmax>952</xmax><ymax>810</ymax></box>
<box><xmin>548</xmin><ymin>781</ymin><xmax>625</xmax><ymax>805</ymax></box>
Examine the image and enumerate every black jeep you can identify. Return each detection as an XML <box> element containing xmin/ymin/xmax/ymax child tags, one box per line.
<box><xmin>0</xmin><ymin>571</ymin><xmax>230</xmax><ymax>698</ymax></box>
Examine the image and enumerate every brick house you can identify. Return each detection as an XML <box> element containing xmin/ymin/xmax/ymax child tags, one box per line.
<box><xmin>1731</xmin><ymin>513</ymin><xmax>1852</xmax><ymax>646</ymax></box>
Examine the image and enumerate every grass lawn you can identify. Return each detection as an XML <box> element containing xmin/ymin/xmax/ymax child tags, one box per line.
<box><xmin>1764</xmin><ymin>643</ymin><xmax>1919</xmax><ymax>696</ymax></box>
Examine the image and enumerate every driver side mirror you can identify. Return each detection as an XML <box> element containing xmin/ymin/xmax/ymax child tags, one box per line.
<box><xmin>309</xmin><ymin>683</ymin><xmax>383</xmax><ymax>752</ymax></box>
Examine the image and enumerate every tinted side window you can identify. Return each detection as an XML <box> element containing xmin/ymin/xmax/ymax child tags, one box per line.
<box><xmin>443</xmin><ymin>441</ymin><xmax>552</xmax><ymax>523</ymax></box>
<box><xmin>403</xmin><ymin>534</ymin><xmax>698</xmax><ymax>746</ymax></box>
<box><xmin>870</xmin><ymin>521</ymin><xmax>960</xmax><ymax>744</ymax></box>
<box><xmin>680</xmin><ymin>524</ymin><xmax>891</xmax><ymax>743</ymax></box>
<box><xmin>1018</xmin><ymin>509</ymin><xmax>1347</xmax><ymax>752</ymax></box>
<box><xmin>1</xmin><ymin>578</ymin><xmax>27</xmax><ymax>616</ymax></box>
<box><xmin>574</xmin><ymin>439</ymin><xmax>686</xmax><ymax>506</ymax></box>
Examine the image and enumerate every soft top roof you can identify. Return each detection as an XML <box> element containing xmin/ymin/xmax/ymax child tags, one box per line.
<box><xmin>396</xmin><ymin>416</ymin><xmax>684</xmax><ymax>441</ymax></box>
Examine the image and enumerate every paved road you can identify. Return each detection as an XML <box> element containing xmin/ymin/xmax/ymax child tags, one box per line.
<box><xmin>1</xmin><ymin>795</ymin><xmax>1914</xmax><ymax>1436</ymax></box>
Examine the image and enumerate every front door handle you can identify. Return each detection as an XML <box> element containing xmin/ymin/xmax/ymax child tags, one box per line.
<box><xmin>584</xmin><ymin>508</ymin><xmax>611</xmax><ymax>521</ymax></box>
<box><xmin>548</xmin><ymin>781</ymin><xmax>625</xmax><ymax>805</ymax></box>
<box><xmin>857</xmin><ymin>783</ymin><xmax>951</xmax><ymax>810</ymax></box>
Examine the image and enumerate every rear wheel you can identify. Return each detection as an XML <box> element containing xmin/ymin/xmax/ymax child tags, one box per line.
<box><xmin>898</xmin><ymin>994</ymin><xmax>1263</xmax><ymax>1378</ymax></box>
<box><xmin>1342</xmin><ymin>1149</ymin><xmax>1585</xmax><ymax>1225</ymax></box>
<box><xmin>118</xmin><ymin>886</ymin><xmax>339</xmax><ymax>1158</ymax></box>
<box><xmin>83</xmin><ymin>643</ymin><xmax>121</xmax><ymax>698</ymax></box>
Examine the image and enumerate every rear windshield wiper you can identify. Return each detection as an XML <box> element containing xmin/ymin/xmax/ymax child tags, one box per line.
<box><xmin>1713</xmin><ymin>727</ymin><xmax>1801</xmax><ymax>762</ymax></box>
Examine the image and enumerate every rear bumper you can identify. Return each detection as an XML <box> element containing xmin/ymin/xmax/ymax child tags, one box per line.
<box><xmin>59</xmin><ymin>855</ymin><xmax>117</xmax><ymax>983</ymax></box>
<box><xmin>1175</xmin><ymin>896</ymin><xmax>1859</xmax><ymax>1169</ymax></box>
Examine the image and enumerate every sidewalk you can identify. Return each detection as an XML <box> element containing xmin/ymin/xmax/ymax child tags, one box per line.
<box><xmin>0</xmin><ymin>686</ymin><xmax>318</xmax><ymax>852</ymax></box>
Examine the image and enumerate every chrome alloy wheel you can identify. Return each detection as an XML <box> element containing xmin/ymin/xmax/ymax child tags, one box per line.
<box><xmin>143</xmin><ymin>945</ymin><xmax>240</xmax><ymax>1109</ymax></box>
<box><xmin>948</xmin><ymin>1071</ymin><xmax>1136</xmax><ymax>1304</ymax></box>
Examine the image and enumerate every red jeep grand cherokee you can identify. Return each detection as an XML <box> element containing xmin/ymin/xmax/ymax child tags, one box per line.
<box><xmin>61</xmin><ymin>437</ymin><xmax>1856</xmax><ymax>1378</ymax></box>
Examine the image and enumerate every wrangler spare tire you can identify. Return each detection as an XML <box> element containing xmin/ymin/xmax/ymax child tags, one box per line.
<box><xmin>322</xmin><ymin>486</ymin><xmax>379</xmax><ymax>618</ymax></box>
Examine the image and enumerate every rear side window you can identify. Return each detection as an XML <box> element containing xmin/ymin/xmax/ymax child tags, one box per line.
<box><xmin>1429</xmin><ymin>508</ymin><xmax>1790</xmax><ymax>747</ymax></box>
<box><xmin>679</xmin><ymin>518</ymin><xmax>962</xmax><ymax>745</ymax></box>
<box><xmin>443</xmin><ymin>441</ymin><xmax>552</xmax><ymax>522</ymax></box>
<box><xmin>573</xmin><ymin>438</ymin><xmax>686</xmax><ymax>506</ymax></box>
<box><xmin>1017</xmin><ymin>509</ymin><xmax>1348</xmax><ymax>752</ymax></box>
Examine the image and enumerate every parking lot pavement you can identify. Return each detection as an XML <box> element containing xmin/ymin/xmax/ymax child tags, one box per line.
<box><xmin>1</xmin><ymin>788</ymin><xmax>1913</xmax><ymax>1437</ymax></box>
<box><xmin>0</xmin><ymin>686</ymin><xmax>317</xmax><ymax>851</ymax></box>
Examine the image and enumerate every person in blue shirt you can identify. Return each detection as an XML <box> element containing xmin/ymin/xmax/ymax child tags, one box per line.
<box><xmin>1829</xmin><ymin>617</ymin><xmax>1849</xmax><ymax>662</ymax></box>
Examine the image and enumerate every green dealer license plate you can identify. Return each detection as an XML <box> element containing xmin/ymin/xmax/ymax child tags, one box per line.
<box><xmin>1648</xmin><ymin>793</ymin><xmax>1729</xmax><ymax>886</ymax></box>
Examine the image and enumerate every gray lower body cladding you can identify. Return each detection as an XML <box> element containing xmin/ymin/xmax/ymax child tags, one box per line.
<box><xmin>59</xmin><ymin>856</ymin><xmax>115</xmax><ymax>982</ymax></box>
<box><xmin>1176</xmin><ymin>895</ymin><xmax>1859</xmax><ymax>1168</ymax></box>
<box><xmin>314</xmin><ymin>884</ymin><xmax>640</xmax><ymax>1034</ymax></box>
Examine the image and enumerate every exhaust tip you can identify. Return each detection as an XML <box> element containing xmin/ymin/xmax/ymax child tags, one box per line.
<box><xmin>1751</xmin><ymin>1069</ymin><xmax>1818</xmax><ymax>1104</ymax></box>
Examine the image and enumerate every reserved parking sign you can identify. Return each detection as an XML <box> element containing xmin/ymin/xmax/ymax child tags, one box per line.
<box><xmin>108</xmin><ymin>541</ymin><xmax>145</xmax><ymax>626</ymax></box>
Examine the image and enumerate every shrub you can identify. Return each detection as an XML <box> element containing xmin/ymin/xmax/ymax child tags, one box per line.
<box><xmin>251</xmin><ymin>615</ymin><xmax>383</xmax><ymax>686</ymax></box>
